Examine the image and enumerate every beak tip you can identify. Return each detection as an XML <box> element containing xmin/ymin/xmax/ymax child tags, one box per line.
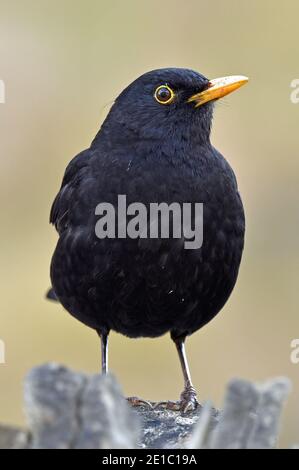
<box><xmin>189</xmin><ymin>74</ymin><xmax>249</xmax><ymax>107</ymax></box>
<box><xmin>240</xmin><ymin>75</ymin><xmax>249</xmax><ymax>84</ymax></box>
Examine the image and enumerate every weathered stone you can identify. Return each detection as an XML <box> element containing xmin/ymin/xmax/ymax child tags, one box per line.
<box><xmin>210</xmin><ymin>377</ymin><xmax>291</xmax><ymax>449</ymax></box>
<box><xmin>247</xmin><ymin>378</ymin><xmax>291</xmax><ymax>449</ymax></box>
<box><xmin>2</xmin><ymin>364</ymin><xmax>290</xmax><ymax>449</ymax></box>
<box><xmin>0</xmin><ymin>424</ymin><xmax>29</xmax><ymax>449</ymax></box>
<box><xmin>211</xmin><ymin>378</ymin><xmax>260</xmax><ymax>449</ymax></box>
<box><xmin>24</xmin><ymin>363</ymin><xmax>86</xmax><ymax>449</ymax></box>
<box><xmin>24</xmin><ymin>363</ymin><xmax>139</xmax><ymax>449</ymax></box>
<box><xmin>185</xmin><ymin>401</ymin><xmax>215</xmax><ymax>449</ymax></box>
<box><xmin>75</xmin><ymin>374</ymin><xmax>140</xmax><ymax>449</ymax></box>
<box><xmin>135</xmin><ymin>403</ymin><xmax>219</xmax><ymax>449</ymax></box>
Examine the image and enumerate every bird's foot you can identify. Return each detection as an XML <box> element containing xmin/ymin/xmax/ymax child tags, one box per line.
<box><xmin>179</xmin><ymin>385</ymin><xmax>199</xmax><ymax>413</ymax></box>
<box><xmin>153</xmin><ymin>386</ymin><xmax>199</xmax><ymax>414</ymax></box>
<box><xmin>126</xmin><ymin>396</ymin><xmax>154</xmax><ymax>409</ymax></box>
<box><xmin>153</xmin><ymin>400</ymin><xmax>182</xmax><ymax>411</ymax></box>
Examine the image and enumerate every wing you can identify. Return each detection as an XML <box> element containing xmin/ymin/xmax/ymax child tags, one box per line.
<box><xmin>46</xmin><ymin>287</ymin><xmax>58</xmax><ymax>301</ymax></box>
<box><xmin>50</xmin><ymin>149</ymin><xmax>91</xmax><ymax>233</ymax></box>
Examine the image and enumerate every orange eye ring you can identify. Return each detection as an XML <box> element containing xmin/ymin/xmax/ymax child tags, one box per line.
<box><xmin>154</xmin><ymin>85</ymin><xmax>175</xmax><ymax>105</ymax></box>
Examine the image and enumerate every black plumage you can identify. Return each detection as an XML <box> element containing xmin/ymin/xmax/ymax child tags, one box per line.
<box><xmin>49</xmin><ymin>68</ymin><xmax>247</xmax><ymax>411</ymax></box>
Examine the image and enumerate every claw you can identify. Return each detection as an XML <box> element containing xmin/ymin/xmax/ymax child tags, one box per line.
<box><xmin>153</xmin><ymin>399</ymin><xmax>199</xmax><ymax>413</ymax></box>
<box><xmin>126</xmin><ymin>387</ymin><xmax>199</xmax><ymax>414</ymax></box>
<box><xmin>126</xmin><ymin>396</ymin><xmax>154</xmax><ymax>409</ymax></box>
<box><xmin>180</xmin><ymin>385</ymin><xmax>199</xmax><ymax>413</ymax></box>
<box><xmin>153</xmin><ymin>400</ymin><xmax>181</xmax><ymax>411</ymax></box>
<box><xmin>182</xmin><ymin>397</ymin><xmax>199</xmax><ymax>413</ymax></box>
<box><xmin>152</xmin><ymin>393</ymin><xmax>199</xmax><ymax>414</ymax></box>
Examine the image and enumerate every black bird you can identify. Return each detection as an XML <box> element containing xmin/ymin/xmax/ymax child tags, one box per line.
<box><xmin>49</xmin><ymin>68</ymin><xmax>247</xmax><ymax>411</ymax></box>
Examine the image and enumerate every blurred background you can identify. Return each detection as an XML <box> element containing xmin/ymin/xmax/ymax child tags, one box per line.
<box><xmin>1</xmin><ymin>0</ymin><xmax>299</xmax><ymax>447</ymax></box>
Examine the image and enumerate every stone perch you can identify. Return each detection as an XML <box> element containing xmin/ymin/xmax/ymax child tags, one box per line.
<box><xmin>0</xmin><ymin>363</ymin><xmax>291</xmax><ymax>449</ymax></box>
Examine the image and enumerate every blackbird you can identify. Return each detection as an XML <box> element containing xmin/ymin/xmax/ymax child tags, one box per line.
<box><xmin>49</xmin><ymin>68</ymin><xmax>248</xmax><ymax>412</ymax></box>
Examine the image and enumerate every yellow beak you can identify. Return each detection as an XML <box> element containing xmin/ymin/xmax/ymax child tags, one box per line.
<box><xmin>188</xmin><ymin>75</ymin><xmax>249</xmax><ymax>107</ymax></box>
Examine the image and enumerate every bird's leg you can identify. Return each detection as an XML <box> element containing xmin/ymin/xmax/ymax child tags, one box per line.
<box><xmin>97</xmin><ymin>330</ymin><xmax>109</xmax><ymax>374</ymax></box>
<box><xmin>154</xmin><ymin>334</ymin><xmax>199</xmax><ymax>413</ymax></box>
<box><xmin>97</xmin><ymin>330</ymin><xmax>153</xmax><ymax>409</ymax></box>
<box><xmin>174</xmin><ymin>336</ymin><xmax>199</xmax><ymax>412</ymax></box>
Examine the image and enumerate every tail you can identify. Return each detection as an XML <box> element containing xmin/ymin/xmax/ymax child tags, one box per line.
<box><xmin>46</xmin><ymin>287</ymin><xmax>59</xmax><ymax>302</ymax></box>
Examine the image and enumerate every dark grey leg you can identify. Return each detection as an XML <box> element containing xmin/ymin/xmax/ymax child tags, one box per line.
<box><xmin>97</xmin><ymin>330</ymin><xmax>109</xmax><ymax>374</ymax></box>
<box><xmin>96</xmin><ymin>329</ymin><xmax>153</xmax><ymax>409</ymax></box>
<box><xmin>153</xmin><ymin>334</ymin><xmax>199</xmax><ymax>413</ymax></box>
<box><xmin>173</xmin><ymin>336</ymin><xmax>198</xmax><ymax>411</ymax></box>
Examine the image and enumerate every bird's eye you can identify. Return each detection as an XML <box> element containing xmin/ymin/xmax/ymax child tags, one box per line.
<box><xmin>154</xmin><ymin>85</ymin><xmax>175</xmax><ymax>105</ymax></box>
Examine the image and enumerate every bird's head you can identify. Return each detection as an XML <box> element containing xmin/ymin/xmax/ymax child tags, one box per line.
<box><xmin>97</xmin><ymin>68</ymin><xmax>248</xmax><ymax>148</ymax></box>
